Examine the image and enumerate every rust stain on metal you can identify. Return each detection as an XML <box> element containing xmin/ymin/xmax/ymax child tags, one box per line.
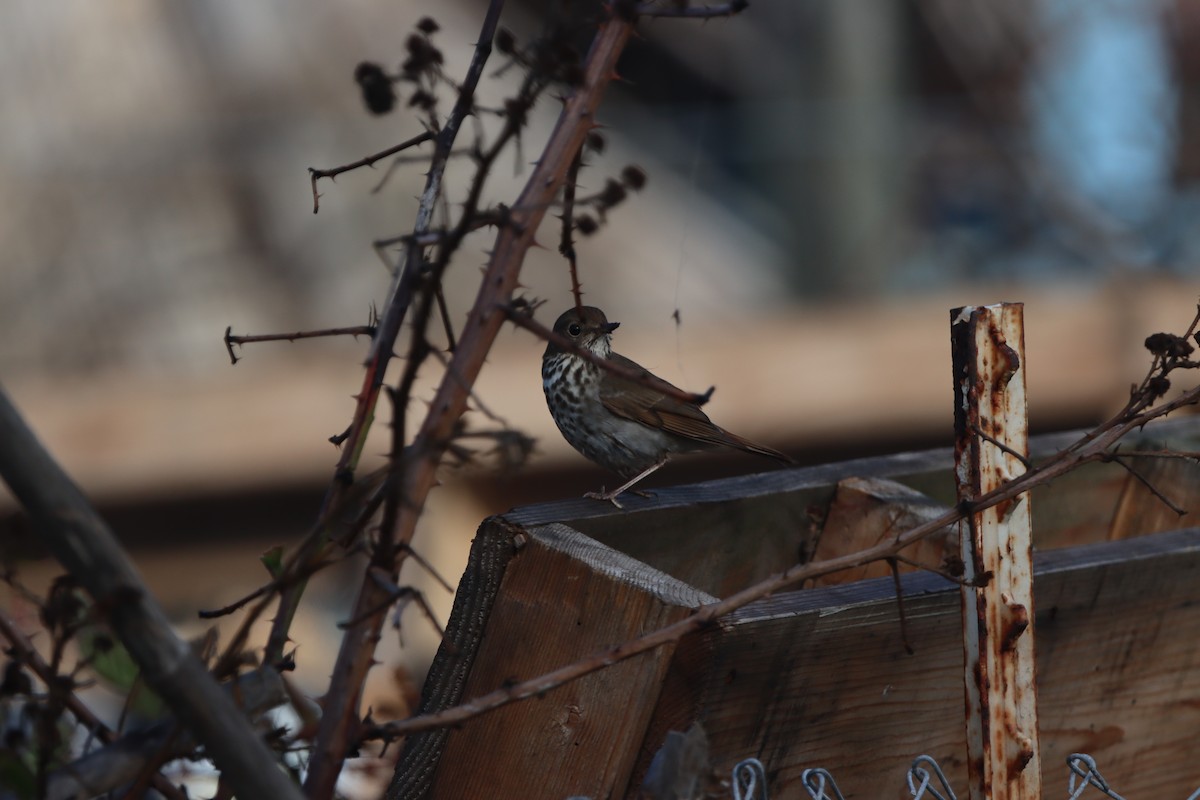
<box><xmin>999</xmin><ymin>343</ymin><xmax>1020</xmax><ymax>385</ymax></box>
<box><xmin>986</xmin><ymin>320</ymin><xmax>1022</xmax><ymax>387</ymax></box>
<box><xmin>993</xmin><ymin>497</ymin><xmax>1015</xmax><ymax>521</ymax></box>
<box><xmin>1007</xmin><ymin>745</ymin><xmax>1035</xmax><ymax>773</ymax></box>
<box><xmin>1000</xmin><ymin>602</ymin><xmax>1030</xmax><ymax>652</ymax></box>
<box><xmin>972</xmin><ymin>657</ymin><xmax>987</xmax><ymax>693</ymax></box>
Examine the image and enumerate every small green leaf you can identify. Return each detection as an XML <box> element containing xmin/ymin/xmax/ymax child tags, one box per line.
<box><xmin>77</xmin><ymin>626</ymin><xmax>165</xmax><ymax>719</ymax></box>
<box><xmin>261</xmin><ymin>545</ymin><xmax>285</xmax><ymax>579</ymax></box>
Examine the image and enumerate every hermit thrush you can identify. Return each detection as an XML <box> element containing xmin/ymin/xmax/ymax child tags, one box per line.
<box><xmin>541</xmin><ymin>306</ymin><xmax>791</xmax><ymax>506</ymax></box>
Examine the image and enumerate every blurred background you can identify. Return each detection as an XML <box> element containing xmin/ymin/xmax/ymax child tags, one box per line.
<box><xmin>3</xmin><ymin>0</ymin><xmax>1200</xmax><ymax>775</ymax></box>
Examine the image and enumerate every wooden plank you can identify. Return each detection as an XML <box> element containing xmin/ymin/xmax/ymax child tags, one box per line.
<box><xmin>1034</xmin><ymin>528</ymin><xmax>1200</xmax><ymax>795</ymax></box>
<box><xmin>425</xmin><ymin>523</ymin><xmax>714</xmax><ymax>800</ymax></box>
<box><xmin>390</xmin><ymin>516</ymin><xmax>519</xmax><ymax>800</ymax></box>
<box><xmin>505</xmin><ymin>418</ymin><xmax>1200</xmax><ymax>595</ymax></box>
<box><xmin>631</xmin><ymin>528</ymin><xmax>1200</xmax><ymax>799</ymax></box>
<box><xmin>811</xmin><ymin>476</ymin><xmax>956</xmax><ymax>586</ymax></box>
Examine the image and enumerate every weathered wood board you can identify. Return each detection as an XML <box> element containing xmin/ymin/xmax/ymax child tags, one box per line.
<box><xmin>641</xmin><ymin>528</ymin><xmax>1200</xmax><ymax>797</ymax></box>
<box><xmin>391</xmin><ymin>418</ymin><xmax>1200</xmax><ymax>799</ymax></box>
<box><xmin>405</xmin><ymin>521</ymin><xmax>715</xmax><ymax>800</ymax></box>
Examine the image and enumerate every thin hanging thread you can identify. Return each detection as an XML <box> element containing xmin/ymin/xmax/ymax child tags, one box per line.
<box><xmin>673</xmin><ymin>103</ymin><xmax>710</xmax><ymax>384</ymax></box>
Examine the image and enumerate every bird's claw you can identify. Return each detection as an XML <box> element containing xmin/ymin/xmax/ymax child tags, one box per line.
<box><xmin>583</xmin><ymin>487</ymin><xmax>657</xmax><ymax>508</ymax></box>
<box><xmin>584</xmin><ymin>489</ymin><xmax>624</xmax><ymax>509</ymax></box>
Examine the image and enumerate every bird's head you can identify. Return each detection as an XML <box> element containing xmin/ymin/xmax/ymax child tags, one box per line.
<box><xmin>545</xmin><ymin>306</ymin><xmax>620</xmax><ymax>359</ymax></box>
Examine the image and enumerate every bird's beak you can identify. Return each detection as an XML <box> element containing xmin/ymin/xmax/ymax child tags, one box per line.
<box><xmin>602</xmin><ymin>321</ymin><xmax>620</xmax><ymax>333</ymax></box>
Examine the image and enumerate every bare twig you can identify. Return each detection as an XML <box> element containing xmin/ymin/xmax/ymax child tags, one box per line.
<box><xmin>309</xmin><ymin>130</ymin><xmax>435</xmax><ymax>213</ymax></box>
<box><xmin>369</xmin><ymin>148</ymin><xmax>474</xmax><ymax>195</ymax></box>
<box><xmin>892</xmin><ymin>553</ymin><xmax>974</xmax><ymax>586</ymax></box>
<box><xmin>1106</xmin><ymin>454</ymin><xmax>1188</xmax><ymax>517</ymax></box>
<box><xmin>1103</xmin><ymin>449</ymin><xmax>1200</xmax><ymax>459</ymax></box>
<box><xmin>560</xmin><ymin>143</ymin><xmax>586</xmax><ymax>311</ymax></box>
<box><xmin>223</xmin><ymin>324</ymin><xmax>376</xmax><ymax>365</ymax></box>
<box><xmin>434</xmin><ymin>285</ymin><xmax>458</xmax><ymax>352</ymax></box>
<box><xmin>337</xmin><ymin>568</ymin><xmax>445</xmax><ymax>639</ymax></box>
<box><xmin>888</xmin><ymin>558</ymin><xmax>914</xmax><ymax>655</ymax></box>
<box><xmin>195</xmin><ymin>550</ymin><xmax>344</xmax><ymax>621</ymax></box>
<box><xmin>399</xmin><ymin>542</ymin><xmax>456</xmax><ymax>594</ymax></box>
<box><xmin>370</xmin><ymin>211</ymin><xmax>510</xmax><ymax>254</ymax></box>
<box><xmin>971</xmin><ymin>423</ymin><xmax>1033</xmax><ymax>469</ymax></box>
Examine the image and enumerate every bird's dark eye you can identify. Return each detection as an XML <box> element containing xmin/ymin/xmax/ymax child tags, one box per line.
<box><xmin>567</xmin><ymin>323</ymin><xmax>582</xmax><ymax>337</ymax></box>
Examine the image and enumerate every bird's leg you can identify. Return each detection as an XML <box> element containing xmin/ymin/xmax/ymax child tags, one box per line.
<box><xmin>585</xmin><ymin>458</ymin><xmax>668</xmax><ymax>508</ymax></box>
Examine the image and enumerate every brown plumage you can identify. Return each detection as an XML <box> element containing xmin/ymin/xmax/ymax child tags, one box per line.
<box><xmin>541</xmin><ymin>306</ymin><xmax>790</xmax><ymax>506</ymax></box>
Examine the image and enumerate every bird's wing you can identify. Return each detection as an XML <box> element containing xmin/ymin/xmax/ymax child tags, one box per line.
<box><xmin>599</xmin><ymin>353</ymin><xmax>793</xmax><ymax>462</ymax></box>
<box><xmin>598</xmin><ymin>354</ymin><xmax>729</xmax><ymax>446</ymax></box>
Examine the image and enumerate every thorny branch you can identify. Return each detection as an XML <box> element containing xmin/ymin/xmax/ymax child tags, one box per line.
<box><xmin>560</xmin><ymin>144</ymin><xmax>586</xmax><ymax>311</ymax></box>
<box><xmin>309</xmin><ymin>130</ymin><xmax>435</xmax><ymax>213</ymax></box>
<box><xmin>260</xmin><ymin>0</ymin><xmax>508</xmax><ymax>681</ymax></box>
<box><xmin>304</xmin><ymin>7</ymin><xmax>640</xmax><ymax>797</ymax></box>
<box><xmin>223</xmin><ymin>323</ymin><xmax>376</xmax><ymax>364</ymax></box>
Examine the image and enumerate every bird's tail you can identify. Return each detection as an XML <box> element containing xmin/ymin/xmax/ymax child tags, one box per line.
<box><xmin>718</xmin><ymin>429</ymin><xmax>794</xmax><ymax>465</ymax></box>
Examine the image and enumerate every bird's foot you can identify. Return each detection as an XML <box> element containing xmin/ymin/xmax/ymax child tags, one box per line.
<box><xmin>584</xmin><ymin>489</ymin><xmax>624</xmax><ymax>509</ymax></box>
<box><xmin>584</xmin><ymin>486</ymin><xmax>656</xmax><ymax>508</ymax></box>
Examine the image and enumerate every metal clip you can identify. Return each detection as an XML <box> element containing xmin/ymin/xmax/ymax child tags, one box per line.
<box><xmin>732</xmin><ymin>757</ymin><xmax>768</xmax><ymax>800</ymax></box>
<box><xmin>907</xmin><ymin>755</ymin><xmax>957</xmax><ymax>800</ymax></box>
<box><xmin>1067</xmin><ymin>753</ymin><xmax>1127</xmax><ymax>800</ymax></box>
<box><xmin>800</xmin><ymin>767</ymin><xmax>846</xmax><ymax>800</ymax></box>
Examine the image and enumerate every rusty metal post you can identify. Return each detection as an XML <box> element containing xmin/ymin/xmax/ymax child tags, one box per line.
<box><xmin>951</xmin><ymin>303</ymin><xmax>1041</xmax><ymax>800</ymax></box>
